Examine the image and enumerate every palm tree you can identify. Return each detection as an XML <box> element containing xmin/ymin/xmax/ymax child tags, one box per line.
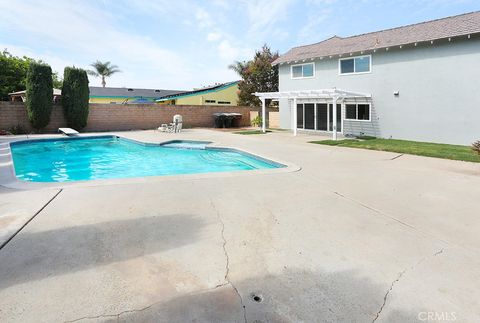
<box><xmin>87</xmin><ymin>61</ymin><xmax>121</xmax><ymax>87</ymax></box>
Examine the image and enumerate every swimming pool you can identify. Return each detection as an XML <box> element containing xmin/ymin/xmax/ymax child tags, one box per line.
<box><xmin>10</xmin><ymin>136</ymin><xmax>284</xmax><ymax>182</ymax></box>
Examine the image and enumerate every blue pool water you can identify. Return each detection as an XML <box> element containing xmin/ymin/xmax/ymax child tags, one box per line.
<box><xmin>10</xmin><ymin>136</ymin><xmax>283</xmax><ymax>182</ymax></box>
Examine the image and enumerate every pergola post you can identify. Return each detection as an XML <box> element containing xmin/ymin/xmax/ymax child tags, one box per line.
<box><xmin>293</xmin><ymin>97</ymin><xmax>297</xmax><ymax>136</ymax></box>
<box><xmin>261</xmin><ymin>98</ymin><xmax>266</xmax><ymax>133</ymax></box>
<box><xmin>332</xmin><ymin>96</ymin><xmax>339</xmax><ymax>140</ymax></box>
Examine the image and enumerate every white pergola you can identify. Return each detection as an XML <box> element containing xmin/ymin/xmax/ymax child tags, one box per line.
<box><xmin>254</xmin><ymin>88</ymin><xmax>371</xmax><ymax>140</ymax></box>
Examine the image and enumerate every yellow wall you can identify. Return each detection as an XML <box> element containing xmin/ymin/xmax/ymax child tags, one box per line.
<box><xmin>89</xmin><ymin>97</ymin><xmax>131</xmax><ymax>104</ymax></box>
<box><xmin>159</xmin><ymin>83</ymin><xmax>239</xmax><ymax>106</ymax></box>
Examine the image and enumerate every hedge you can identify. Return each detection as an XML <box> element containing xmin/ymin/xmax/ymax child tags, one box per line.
<box><xmin>26</xmin><ymin>63</ymin><xmax>53</xmax><ymax>129</ymax></box>
<box><xmin>62</xmin><ymin>67</ymin><xmax>90</xmax><ymax>130</ymax></box>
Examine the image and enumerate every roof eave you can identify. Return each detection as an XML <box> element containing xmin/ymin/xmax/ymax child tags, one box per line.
<box><xmin>274</xmin><ymin>32</ymin><xmax>479</xmax><ymax>65</ymax></box>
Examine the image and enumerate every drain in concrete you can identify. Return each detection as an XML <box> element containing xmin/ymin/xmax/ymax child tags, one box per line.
<box><xmin>251</xmin><ymin>293</ymin><xmax>263</xmax><ymax>303</ymax></box>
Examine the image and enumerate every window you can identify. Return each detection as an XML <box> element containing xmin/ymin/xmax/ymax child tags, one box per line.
<box><xmin>339</xmin><ymin>55</ymin><xmax>371</xmax><ymax>74</ymax></box>
<box><xmin>218</xmin><ymin>101</ymin><xmax>231</xmax><ymax>104</ymax></box>
<box><xmin>296</xmin><ymin>104</ymin><xmax>304</xmax><ymax>128</ymax></box>
<box><xmin>291</xmin><ymin>63</ymin><xmax>315</xmax><ymax>79</ymax></box>
<box><xmin>345</xmin><ymin>103</ymin><xmax>371</xmax><ymax>121</ymax></box>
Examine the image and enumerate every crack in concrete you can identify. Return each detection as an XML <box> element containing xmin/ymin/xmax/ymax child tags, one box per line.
<box><xmin>64</xmin><ymin>300</ymin><xmax>165</xmax><ymax>323</ymax></box>
<box><xmin>333</xmin><ymin>191</ymin><xmax>452</xmax><ymax>247</ymax></box>
<box><xmin>0</xmin><ymin>188</ymin><xmax>63</xmax><ymax>251</ymax></box>
<box><xmin>372</xmin><ymin>248</ymin><xmax>444</xmax><ymax>322</ymax></box>
<box><xmin>372</xmin><ymin>269</ymin><xmax>406</xmax><ymax>323</ymax></box>
<box><xmin>64</xmin><ymin>283</ymin><xmax>239</xmax><ymax>323</ymax></box>
<box><xmin>210</xmin><ymin>198</ymin><xmax>248</xmax><ymax>323</ymax></box>
<box><xmin>390</xmin><ymin>154</ymin><xmax>404</xmax><ymax>160</ymax></box>
<box><xmin>63</xmin><ymin>199</ymin><xmax>248</xmax><ymax>323</ymax></box>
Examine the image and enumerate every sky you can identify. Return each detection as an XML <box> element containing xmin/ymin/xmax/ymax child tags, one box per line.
<box><xmin>1</xmin><ymin>0</ymin><xmax>479</xmax><ymax>90</ymax></box>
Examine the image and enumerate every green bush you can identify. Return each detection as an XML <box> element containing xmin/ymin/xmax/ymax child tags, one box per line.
<box><xmin>10</xmin><ymin>124</ymin><xmax>28</xmax><ymax>135</ymax></box>
<box><xmin>472</xmin><ymin>140</ymin><xmax>480</xmax><ymax>155</ymax></box>
<box><xmin>26</xmin><ymin>63</ymin><xmax>53</xmax><ymax>129</ymax></box>
<box><xmin>62</xmin><ymin>67</ymin><xmax>90</xmax><ymax>129</ymax></box>
<box><xmin>251</xmin><ymin>115</ymin><xmax>262</xmax><ymax>127</ymax></box>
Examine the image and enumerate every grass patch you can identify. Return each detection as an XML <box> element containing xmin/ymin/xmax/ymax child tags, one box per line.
<box><xmin>310</xmin><ymin>138</ymin><xmax>480</xmax><ymax>163</ymax></box>
<box><xmin>234</xmin><ymin>130</ymin><xmax>272</xmax><ymax>135</ymax></box>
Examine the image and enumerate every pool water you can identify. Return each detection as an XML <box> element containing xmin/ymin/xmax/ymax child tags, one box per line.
<box><xmin>10</xmin><ymin>136</ymin><xmax>283</xmax><ymax>182</ymax></box>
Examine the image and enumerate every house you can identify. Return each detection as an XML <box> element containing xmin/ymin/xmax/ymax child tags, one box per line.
<box><xmin>156</xmin><ymin>81</ymin><xmax>239</xmax><ymax>106</ymax></box>
<box><xmin>89</xmin><ymin>87</ymin><xmax>183</xmax><ymax>104</ymax></box>
<box><xmin>9</xmin><ymin>89</ymin><xmax>62</xmax><ymax>103</ymax></box>
<box><xmin>255</xmin><ymin>11</ymin><xmax>480</xmax><ymax>145</ymax></box>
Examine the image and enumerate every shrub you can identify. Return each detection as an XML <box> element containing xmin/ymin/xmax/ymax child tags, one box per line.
<box><xmin>472</xmin><ymin>140</ymin><xmax>480</xmax><ymax>155</ymax></box>
<box><xmin>357</xmin><ymin>135</ymin><xmax>376</xmax><ymax>140</ymax></box>
<box><xmin>10</xmin><ymin>124</ymin><xmax>28</xmax><ymax>135</ymax></box>
<box><xmin>26</xmin><ymin>63</ymin><xmax>53</xmax><ymax>130</ymax></box>
<box><xmin>251</xmin><ymin>115</ymin><xmax>262</xmax><ymax>127</ymax></box>
<box><xmin>62</xmin><ymin>67</ymin><xmax>90</xmax><ymax>129</ymax></box>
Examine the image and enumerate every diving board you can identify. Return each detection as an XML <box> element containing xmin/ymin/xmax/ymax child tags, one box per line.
<box><xmin>58</xmin><ymin>128</ymin><xmax>79</xmax><ymax>136</ymax></box>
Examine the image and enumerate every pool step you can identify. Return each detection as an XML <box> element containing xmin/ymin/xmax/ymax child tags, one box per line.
<box><xmin>0</xmin><ymin>143</ymin><xmax>12</xmax><ymax>164</ymax></box>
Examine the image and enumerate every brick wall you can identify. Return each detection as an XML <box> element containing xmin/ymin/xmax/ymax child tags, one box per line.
<box><xmin>0</xmin><ymin>102</ymin><xmax>254</xmax><ymax>133</ymax></box>
<box><xmin>0</xmin><ymin>102</ymin><xmax>66</xmax><ymax>133</ymax></box>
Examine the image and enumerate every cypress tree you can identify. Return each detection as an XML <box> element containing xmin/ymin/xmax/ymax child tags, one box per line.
<box><xmin>26</xmin><ymin>63</ymin><xmax>53</xmax><ymax>130</ymax></box>
<box><xmin>62</xmin><ymin>67</ymin><xmax>90</xmax><ymax>130</ymax></box>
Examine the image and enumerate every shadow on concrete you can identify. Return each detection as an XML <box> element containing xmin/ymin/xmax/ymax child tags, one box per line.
<box><xmin>114</xmin><ymin>269</ymin><xmax>426</xmax><ymax>323</ymax></box>
<box><xmin>0</xmin><ymin>214</ymin><xmax>205</xmax><ymax>290</ymax></box>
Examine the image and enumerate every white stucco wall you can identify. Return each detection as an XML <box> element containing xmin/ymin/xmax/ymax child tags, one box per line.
<box><xmin>278</xmin><ymin>37</ymin><xmax>480</xmax><ymax>145</ymax></box>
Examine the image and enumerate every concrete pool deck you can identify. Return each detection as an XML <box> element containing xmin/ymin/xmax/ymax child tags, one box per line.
<box><xmin>0</xmin><ymin>129</ymin><xmax>479</xmax><ymax>322</ymax></box>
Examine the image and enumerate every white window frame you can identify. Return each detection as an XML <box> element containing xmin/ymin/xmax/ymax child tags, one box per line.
<box><xmin>291</xmin><ymin>62</ymin><xmax>315</xmax><ymax>79</ymax></box>
<box><xmin>344</xmin><ymin>103</ymin><xmax>371</xmax><ymax>122</ymax></box>
<box><xmin>295</xmin><ymin>102</ymin><xmax>344</xmax><ymax>134</ymax></box>
<box><xmin>338</xmin><ymin>55</ymin><xmax>372</xmax><ymax>75</ymax></box>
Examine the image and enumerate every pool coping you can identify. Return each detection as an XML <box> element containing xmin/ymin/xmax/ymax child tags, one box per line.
<box><xmin>0</xmin><ymin>134</ymin><xmax>301</xmax><ymax>190</ymax></box>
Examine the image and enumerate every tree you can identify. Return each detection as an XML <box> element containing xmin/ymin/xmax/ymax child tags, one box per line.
<box><xmin>26</xmin><ymin>62</ymin><xmax>53</xmax><ymax>129</ymax></box>
<box><xmin>52</xmin><ymin>72</ymin><xmax>63</xmax><ymax>89</ymax></box>
<box><xmin>229</xmin><ymin>44</ymin><xmax>279</xmax><ymax>107</ymax></box>
<box><xmin>87</xmin><ymin>61</ymin><xmax>120</xmax><ymax>87</ymax></box>
<box><xmin>0</xmin><ymin>50</ymin><xmax>34</xmax><ymax>100</ymax></box>
<box><xmin>0</xmin><ymin>49</ymin><xmax>63</xmax><ymax>101</ymax></box>
<box><xmin>62</xmin><ymin>67</ymin><xmax>90</xmax><ymax>130</ymax></box>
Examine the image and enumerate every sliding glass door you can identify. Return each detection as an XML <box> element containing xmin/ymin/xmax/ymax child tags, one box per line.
<box><xmin>296</xmin><ymin>102</ymin><xmax>342</xmax><ymax>132</ymax></box>
<box><xmin>296</xmin><ymin>104</ymin><xmax>303</xmax><ymax>129</ymax></box>
<box><xmin>316</xmin><ymin>103</ymin><xmax>328</xmax><ymax>131</ymax></box>
<box><xmin>304</xmin><ymin>103</ymin><xmax>315</xmax><ymax>130</ymax></box>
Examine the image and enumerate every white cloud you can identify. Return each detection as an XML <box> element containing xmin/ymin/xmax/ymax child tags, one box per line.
<box><xmin>193</xmin><ymin>4</ymin><xmax>253</xmax><ymax>64</ymax></box>
<box><xmin>242</xmin><ymin>0</ymin><xmax>294</xmax><ymax>40</ymax></box>
<box><xmin>217</xmin><ymin>40</ymin><xmax>239</xmax><ymax>61</ymax></box>
<box><xmin>0</xmin><ymin>0</ymin><xmax>287</xmax><ymax>89</ymax></box>
<box><xmin>195</xmin><ymin>7</ymin><xmax>213</xmax><ymax>28</ymax></box>
<box><xmin>298</xmin><ymin>8</ymin><xmax>331</xmax><ymax>42</ymax></box>
<box><xmin>207</xmin><ymin>32</ymin><xmax>222</xmax><ymax>42</ymax></box>
<box><xmin>0</xmin><ymin>43</ymin><xmax>74</xmax><ymax>76</ymax></box>
<box><xmin>0</xmin><ymin>0</ymin><xmax>193</xmax><ymax>89</ymax></box>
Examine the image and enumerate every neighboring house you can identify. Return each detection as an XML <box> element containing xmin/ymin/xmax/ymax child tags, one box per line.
<box><xmin>89</xmin><ymin>87</ymin><xmax>183</xmax><ymax>104</ymax></box>
<box><xmin>255</xmin><ymin>11</ymin><xmax>480</xmax><ymax>145</ymax></box>
<box><xmin>156</xmin><ymin>81</ymin><xmax>239</xmax><ymax>106</ymax></box>
<box><xmin>9</xmin><ymin>89</ymin><xmax>62</xmax><ymax>103</ymax></box>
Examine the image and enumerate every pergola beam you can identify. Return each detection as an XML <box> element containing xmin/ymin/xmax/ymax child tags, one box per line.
<box><xmin>254</xmin><ymin>88</ymin><xmax>371</xmax><ymax>100</ymax></box>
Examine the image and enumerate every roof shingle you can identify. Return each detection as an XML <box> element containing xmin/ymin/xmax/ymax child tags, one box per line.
<box><xmin>89</xmin><ymin>87</ymin><xmax>184</xmax><ymax>98</ymax></box>
<box><xmin>273</xmin><ymin>11</ymin><xmax>480</xmax><ymax>65</ymax></box>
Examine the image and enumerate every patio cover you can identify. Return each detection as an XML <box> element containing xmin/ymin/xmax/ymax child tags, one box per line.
<box><xmin>254</xmin><ymin>88</ymin><xmax>371</xmax><ymax>139</ymax></box>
